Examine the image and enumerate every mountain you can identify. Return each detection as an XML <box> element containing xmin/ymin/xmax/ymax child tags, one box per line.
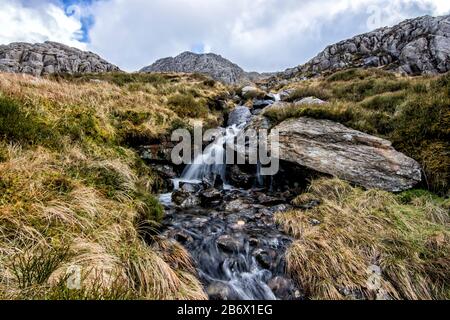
<box><xmin>0</xmin><ymin>41</ymin><xmax>120</xmax><ymax>76</ymax></box>
<box><xmin>141</xmin><ymin>51</ymin><xmax>258</xmax><ymax>84</ymax></box>
<box><xmin>280</xmin><ymin>15</ymin><xmax>450</xmax><ymax>79</ymax></box>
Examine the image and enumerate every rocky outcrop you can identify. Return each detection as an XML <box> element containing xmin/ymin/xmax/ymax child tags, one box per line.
<box><xmin>268</xmin><ymin>117</ymin><xmax>422</xmax><ymax>192</ymax></box>
<box><xmin>280</xmin><ymin>15</ymin><xmax>450</xmax><ymax>78</ymax></box>
<box><xmin>0</xmin><ymin>41</ymin><xmax>120</xmax><ymax>76</ymax></box>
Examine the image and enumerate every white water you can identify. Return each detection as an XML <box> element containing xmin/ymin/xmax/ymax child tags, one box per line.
<box><xmin>181</xmin><ymin>124</ymin><xmax>245</xmax><ymax>182</ymax></box>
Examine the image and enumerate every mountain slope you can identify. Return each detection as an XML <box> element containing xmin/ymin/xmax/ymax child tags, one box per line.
<box><xmin>0</xmin><ymin>41</ymin><xmax>120</xmax><ymax>76</ymax></box>
<box><xmin>281</xmin><ymin>15</ymin><xmax>450</xmax><ymax>79</ymax></box>
<box><xmin>140</xmin><ymin>51</ymin><xmax>249</xmax><ymax>84</ymax></box>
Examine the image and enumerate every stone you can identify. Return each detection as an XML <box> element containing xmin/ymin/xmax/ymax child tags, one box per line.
<box><xmin>252</xmin><ymin>99</ymin><xmax>274</xmax><ymax>109</ymax></box>
<box><xmin>200</xmin><ymin>188</ymin><xmax>223</xmax><ymax>206</ymax></box>
<box><xmin>216</xmin><ymin>235</ymin><xmax>244</xmax><ymax>253</ymax></box>
<box><xmin>227</xmin><ymin>106</ymin><xmax>252</xmax><ymax>126</ymax></box>
<box><xmin>0</xmin><ymin>41</ymin><xmax>119</xmax><ymax>76</ymax></box>
<box><xmin>225</xmin><ymin>199</ymin><xmax>251</xmax><ymax>212</ymax></box>
<box><xmin>293</xmin><ymin>96</ymin><xmax>327</xmax><ymax>105</ymax></box>
<box><xmin>270</xmin><ymin>117</ymin><xmax>422</xmax><ymax>191</ymax></box>
<box><xmin>268</xmin><ymin>277</ymin><xmax>301</xmax><ymax>300</ymax></box>
<box><xmin>228</xmin><ymin>165</ymin><xmax>254</xmax><ymax>189</ymax></box>
<box><xmin>207</xmin><ymin>282</ymin><xmax>231</xmax><ymax>300</ymax></box>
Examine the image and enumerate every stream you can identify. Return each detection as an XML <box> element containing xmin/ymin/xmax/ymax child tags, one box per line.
<box><xmin>158</xmin><ymin>108</ymin><xmax>301</xmax><ymax>300</ymax></box>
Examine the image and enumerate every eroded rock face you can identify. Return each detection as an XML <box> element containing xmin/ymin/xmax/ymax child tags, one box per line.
<box><xmin>0</xmin><ymin>41</ymin><xmax>120</xmax><ymax>76</ymax></box>
<box><xmin>281</xmin><ymin>15</ymin><xmax>450</xmax><ymax>78</ymax></box>
<box><xmin>269</xmin><ymin>117</ymin><xmax>422</xmax><ymax>191</ymax></box>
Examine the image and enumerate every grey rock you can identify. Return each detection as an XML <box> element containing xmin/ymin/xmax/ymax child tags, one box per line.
<box><xmin>216</xmin><ymin>235</ymin><xmax>244</xmax><ymax>253</ymax></box>
<box><xmin>140</xmin><ymin>51</ymin><xmax>247</xmax><ymax>84</ymax></box>
<box><xmin>0</xmin><ymin>41</ymin><xmax>119</xmax><ymax>76</ymax></box>
<box><xmin>228</xmin><ymin>106</ymin><xmax>252</xmax><ymax>126</ymax></box>
<box><xmin>293</xmin><ymin>97</ymin><xmax>327</xmax><ymax>105</ymax></box>
<box><xmin>269</xmin><ymin>117</ymin><xmax>422</xmax><ymax>191</ymax></box>
<box><xmin>279</xmin><ymin>15</ymin><xmax>450</xmax><ymax>78</ymax></box>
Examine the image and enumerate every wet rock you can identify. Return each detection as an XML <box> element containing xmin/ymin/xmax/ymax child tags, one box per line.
<box><xmin>217</xmin><ymin>235</ymin><xmax>244</xmax><ymax>253</ymax></box>
<box><xmin>180</xmin><ymin>182</ymin><xmax>202</xmax><ymax>193</ymax></box>
<box><xmin>228</xmin><ymin>106</ymin><xmax>252</xmax><ymax>126</ymax></box>
<box><xmin>254</xmin><ymin>249</ymin><xmax>276</xmax><ymax>269</ymax></box>
<box><xmin>256</xmin><ymin>193</ymin><xmax>284</xmax><ymax>206</ymax></box>
<box><xmin>169</xmin><ymin>230</ymin><xmax>193</xmax><ymax>244</ymax></box>
<box><xmin>180</xmin><ymin>196</ymin><xmax>201</xmax><ymax>209</ymax></box>
<box><xmin>228</xmin><ymin>165</ymin><xmax>254</xmax><ymax>189</ymax></box>
<box><xmin>270</xmin><ymin>117</ymin><xmax>422</xmax><ymax>192</ymax></box>
<box><xmin>172</xmin><ymin>189</ymin><xmax>190</xmax><ymax>205</ymax></box>
<box><xmin>225</xmin><ymin>199</ymin><xmax>251</xmax><ymax>212</ymax></box>
<box><xmin>200</xmin><ymin>188</ymin><xmax>223</xmax><ymax>206</ymax></box>
<box><xmin>268</xmin><ymin>277</ymin><xmax>302</xmax><ymax>300</ymax></box>
<box><xmin>207</xmin><ymin>282</ymin><xmax>231</xmax><ymax>300</ymax></box>
<box><xmin>253</xmin><ymin>99</ymin><xmax>274</xmax><ymax>109</ymax></box>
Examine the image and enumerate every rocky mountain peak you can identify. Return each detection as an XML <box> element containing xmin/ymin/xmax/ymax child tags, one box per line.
<box><xmin>140</xmin><ymin>51</ymin><xmax>248</xmax><ymax>84</ymax></box>
<box><xmin>0</xmin><ymin>41</ymin><xmax>120</xmax><ymax>76</ymax></box>
<box><xmin>280</xmin><ymin>14</ymin><xmax>450</xmax><ymax>79</ymax></box>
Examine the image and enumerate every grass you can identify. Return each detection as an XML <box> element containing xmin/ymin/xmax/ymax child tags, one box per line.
<box><xmin>0</xmin><ymin>72</ymin><xmax>219</xmax><ymax>300</ymax></box>
<box><xmin>265</xmin><ymin>69</ymin><xmax>450</xmax><ymax>194</ymax></box>
<box><xmin>276</xmin><ymin>178</ymin><xmax>450</xmax><ymax>300</ymax></box>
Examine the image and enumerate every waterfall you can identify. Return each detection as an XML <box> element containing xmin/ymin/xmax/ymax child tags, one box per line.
<box><xmin>181</xmin><ymin>124</ymin><xmax>245</xmax><ymax>182</ymax></box>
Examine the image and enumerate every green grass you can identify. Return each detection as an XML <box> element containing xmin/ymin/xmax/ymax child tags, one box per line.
<box><xmin>0</xmin><ymin>96</ymin><xmax>58</xmax><ymax>147</ymax></box>
<box><xmin>167</xmin><ymin>93</ymin><xmax>209</xmax><ymax>118</ymax></box>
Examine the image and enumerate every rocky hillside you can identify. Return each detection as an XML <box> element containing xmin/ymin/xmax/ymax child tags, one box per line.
<box><xmin>140</xmin><ymin>51</ymin><xmax>262</xmax><ymax>84</ymax></box>
<box><xmin>280</xmin><ymin>15</ymin><xmax>450</xmax><ymax>79</ymax></box>
<box><xmin>0</xmin><ymin>41</ymin><xmax>120</xmax><ymax>76</ymax></box>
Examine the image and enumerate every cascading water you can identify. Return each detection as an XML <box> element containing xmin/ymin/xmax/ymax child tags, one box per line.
<box><xmin>181</xmin><ymin>124</ymin><xmax>244</xmax><ymax>182</ymax></box>
<box><xmin>159</xmin><ymin>105</ymin><xmax>300</xmax><ymax>301</ymax></box>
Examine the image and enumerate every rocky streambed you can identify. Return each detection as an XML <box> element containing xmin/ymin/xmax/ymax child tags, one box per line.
<box><xmin>159</xmin><ymin>178</ymin><xmax>302</xmax><ymax>300</ymax></box>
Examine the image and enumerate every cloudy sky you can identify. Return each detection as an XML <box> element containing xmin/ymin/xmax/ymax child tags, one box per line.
<box><xmin>1</xmin><ymin>0</ymin><xmax>449</xmax><ymax>72</ymax></box>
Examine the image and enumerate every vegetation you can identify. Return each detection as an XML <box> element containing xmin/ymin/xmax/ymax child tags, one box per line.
<box><xmin>0</xmin><ymin>72</ymin><xmax>221</xmax><ymax>299</ymax></box>
<box><xmin>276</xmin><ymin>178</ymin><xmax>450</xmax><ymax>300</ymax></box>
<box><xmin>266</xmin><ymin>69</ymin><xmax>450</xmax><ymax>194</ymax></box>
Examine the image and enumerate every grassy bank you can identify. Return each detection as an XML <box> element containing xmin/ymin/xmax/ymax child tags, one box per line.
<box><xmin>276</xmin><ymin>178</ymin><xmax>449</xmax><ymax>300</ymax></box>
<box><xmin>0</xmin><ymin>72</ymin><xmax>228</xmax><ymax>299</ymax></box>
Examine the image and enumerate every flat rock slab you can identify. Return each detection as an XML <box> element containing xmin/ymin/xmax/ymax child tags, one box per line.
<box><xmin>269</xmin><ymin>117</ymin><xmax>422</xmax><ymax>192</ymax></box>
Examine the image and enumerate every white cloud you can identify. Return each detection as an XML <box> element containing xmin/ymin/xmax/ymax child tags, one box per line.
<box><xmin>86</xmin><ymin>0</ymin><xmax>450</xmax><ymax>72</ymax></box>
<box><xmin>0</xmin><ymin>0</ymin><xmax>448</xmax><ymax>71</ymax></box>
<box><xmin>0</xmin><ymin>0</ymin><xmax>85</xmax><ymax>49</ymax></box>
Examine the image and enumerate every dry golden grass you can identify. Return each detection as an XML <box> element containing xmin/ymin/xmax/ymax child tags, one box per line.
<box><xmin>276</xmin><ymin>178</ymin><xmax>450</xmax><ymax>300</ymax></box>
<box><xmin>0</xmin><ymin>72</ymin><xmax>220</xmax><ymax>300</ymax></box>
<box><xmin>0</xmin><ymin>143</ymin><xmax>206</xmax><ymax>300</ymax></box>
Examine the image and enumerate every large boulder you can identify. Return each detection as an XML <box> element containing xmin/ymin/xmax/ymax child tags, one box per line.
<box><xmin>269</xmin><ymin>117</ymin><xmax>421</xmax><ymax>192</ymax></box>
<box><xmin>228</xmin><ymin>106</ymin><xmax>252</xmax><ymax>126</ymax></box>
